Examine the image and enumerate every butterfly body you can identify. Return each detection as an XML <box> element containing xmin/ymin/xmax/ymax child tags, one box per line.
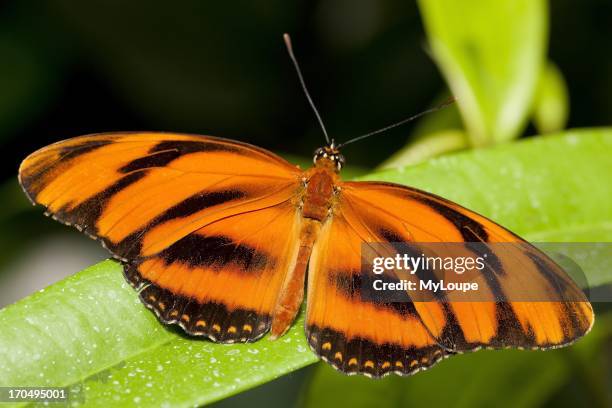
<box><xmin>19</xmin><ymin>132</ymin><xmax>593</xmax><ymax>378</ymax></box>
<box><xmin>271</xmin><ymin>151</ymin><xmax>341</xmax><ymax>337</ymax></box>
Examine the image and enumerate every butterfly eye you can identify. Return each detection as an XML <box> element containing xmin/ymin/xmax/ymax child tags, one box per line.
<box><xmin>337</xmin><ymin>153</ymin><xmax>346</xmax><ymax>169</ymax></box>
<box><xmin>313</xmin><ymin>147</ymin><xmax>326</xmax><ymax>164</ymax></box>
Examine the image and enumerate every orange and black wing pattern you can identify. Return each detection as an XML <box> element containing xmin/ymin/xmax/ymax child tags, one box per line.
<box><xmin>19</xmin><ymin>132</ymin><xmax>304</xmax><ymax>342</ymax></box>
<box><xmin>305</xmin><ymin>181</ymin><xmax>594</xmax><ymax>377</ymax></box>
<box><xmin>306</xmin><ymin>206</ymin><xmax>448</xmax><ymax>377</ymax></box>
<box><xmin>19</xmin><ymin>132</ymin><xmax>594</xmax><ymax>375</ymax></box>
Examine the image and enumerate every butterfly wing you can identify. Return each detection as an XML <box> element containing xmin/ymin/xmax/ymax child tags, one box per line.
<box><xmin>19</xmin><ymin>132</ymin><xmax>305</xmax><ymax>342</ymax></box>
<box><xmin>130</xmin><ymin>198</ymin><xmax>304</xmax><ymax>342</ymax></box>
<box><xmin>306</xmin><ymin>208</ymin><xmax>448</xmax><ymax>377</ymax></box>
<box><xmin>305</xmin><ymin>180</ymin><xmax>594</xmax><ymax>377</ymax></box>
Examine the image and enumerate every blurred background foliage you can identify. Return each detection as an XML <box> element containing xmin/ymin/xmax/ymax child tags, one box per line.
<box><xmin>0</xmin><ymin>0</ymin><xmax>610</xmax><ymax>407</ymax></box>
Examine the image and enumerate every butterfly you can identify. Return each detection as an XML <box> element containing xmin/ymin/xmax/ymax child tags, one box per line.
<box><xmin>18</xmin><ymin>35</ymin><xmax>593</xmax><ymax>378</ymax></box>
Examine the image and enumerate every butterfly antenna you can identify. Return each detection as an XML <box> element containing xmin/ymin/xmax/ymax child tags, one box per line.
<box><xmin>336</xmin><ymin>96</ymin><xmax>456</xmax><ymax>149</ymax></box>
<box><xmin>283</xmin><ymin>33</ymin><xmax>331</xmax><ymax>146</ymax></box>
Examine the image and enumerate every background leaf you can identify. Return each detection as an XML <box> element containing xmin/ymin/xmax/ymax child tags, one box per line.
<box><xmin>533</xmin><ymin>62</ymin><xmax>570</xmax><ymax>134</ymax></box>
<box><xmin>1</xmin><ymin>128</ymin><xmax>610</xmax><ymax>406</ymax></box>
<box><xmin>418</xmin><ymin>0</ymin><xmax>548</xmax><ymax>145</ymax></box>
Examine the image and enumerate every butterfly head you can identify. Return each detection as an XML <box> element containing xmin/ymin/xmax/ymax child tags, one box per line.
<box><xmin>313</xmin><ymin>145</ymin><xmax>345</xmax><ymax>172</ymax></box>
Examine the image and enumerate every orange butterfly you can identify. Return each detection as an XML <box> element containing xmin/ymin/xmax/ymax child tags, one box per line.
<box><xmin>18</xmin><ymin>35</ymin><xmax>593</xmax><ymax>378</ymax></box>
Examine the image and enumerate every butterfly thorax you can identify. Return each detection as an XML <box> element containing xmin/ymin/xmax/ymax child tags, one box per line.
<box><xmin>301</xmin><ymin>164</ymin><xmax>340</xmax><ymax>222</ymax></box>
<box><xmin>299</xmin><ymin>146</ymin><xmax>343</xmax><ymax>222</ymax></box>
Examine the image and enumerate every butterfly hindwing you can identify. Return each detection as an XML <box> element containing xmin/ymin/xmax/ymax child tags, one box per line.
<box><xmin>129</xmin><ymin>199</ymin><xmax>304</xmax><ymax>342</ymax></box>
<box><xmin>19</xmin><ymin>132</ymin><xmax>304</xmax><ymax>342</ymax></box>
<box><xmin>305</xmin><ymin>210</ymin><xmax>448</xmax><ymax>377</ymax></box>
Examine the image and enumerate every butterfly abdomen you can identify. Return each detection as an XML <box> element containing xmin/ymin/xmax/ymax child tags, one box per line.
<box><xmin>270</xmin><ymin>218</ymin><xmax>321</xmax><ymax>338</ymax></box>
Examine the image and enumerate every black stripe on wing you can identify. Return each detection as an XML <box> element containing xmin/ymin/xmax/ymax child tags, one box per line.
<box><xmin>119</xmin><ymin>140</ymin><xmax>242</xmax><ymax>173</ymax></box>
<box><xmin>110</xmin><ymin>189</ymin><xmax>247</xmax><ymax>258</ymax></box>
<box><xmin>155</xmin><ymin>234</ymin><xmax>272</xmax><ymax>272</ymax></box>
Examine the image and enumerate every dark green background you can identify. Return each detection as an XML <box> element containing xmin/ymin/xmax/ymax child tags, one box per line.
<box><xmin>1</xmin><ymin>0</ymin><xmax>611</xmax><ymax>175</ymax></box>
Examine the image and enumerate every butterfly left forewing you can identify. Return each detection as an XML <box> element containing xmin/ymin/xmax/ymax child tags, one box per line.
<box><xmin>306</xmin><ymin>180</ymin><xmax>593</xmax><ymax>377</ymax></box>
<box><xmin>339</xmin><ymin>181</ymin><xmax>593</xmax><ymax>351</ymax></box>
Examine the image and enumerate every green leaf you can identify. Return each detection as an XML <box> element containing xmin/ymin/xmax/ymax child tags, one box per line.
<box><xmin>0</xmin><ymin>261</ymin><xmax>318</xmax><ymax>407</ymax></box>
<box><xmin>418</xmin><ymin>0</ymin><xmax>548</xmax><ymax>145</ymax></box>
<box><xmin>1</xmin><ymin>128</ymin><xmax>610</xmax><ymax>406</ymax></box>
<box><xmin>533</xmin><ymin>62</ymin><xmax>570</xmax><ymax>134</ymax></box>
